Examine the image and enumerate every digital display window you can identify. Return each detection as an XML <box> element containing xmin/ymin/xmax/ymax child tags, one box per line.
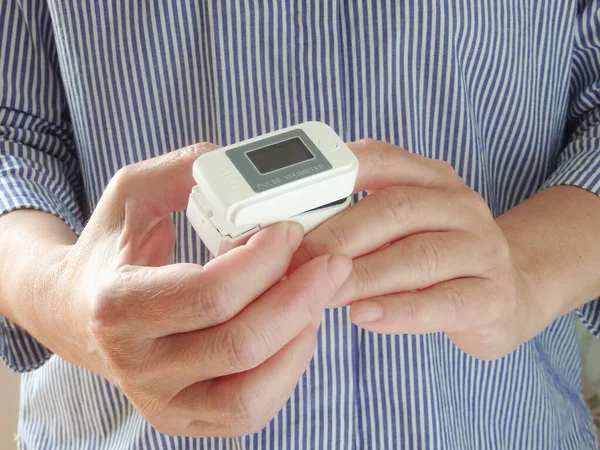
<box><xmin>246</xmin><ymin>138</ymin><xmax>314</xmax><ymax>174</ymax></box>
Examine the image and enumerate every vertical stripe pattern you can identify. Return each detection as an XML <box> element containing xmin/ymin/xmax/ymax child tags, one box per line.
<box><xmin>1</xmin><ymin>0</ymin><xmax>600</xmax><ymax>449</ymax></box>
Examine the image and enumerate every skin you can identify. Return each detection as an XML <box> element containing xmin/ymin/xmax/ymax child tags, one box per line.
<box><xmin>0</xmin><ymin>143</ymin><xmax>353</xmax><ymax>437</ymax></box>
<box><xmin>291</xmin><ymin>139</ymin><xmax>600</xmax><ymax>360</ymax></box>
<box><xmin>1</xmin><ymin>139</ymin><xmax>600</xmax><ymax>436</ymax></box>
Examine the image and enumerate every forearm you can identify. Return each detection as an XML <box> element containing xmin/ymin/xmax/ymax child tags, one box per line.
<box><xmin>497</xmin><ymin>186</ymin><xmax>600</xmax><ymax>325</ymax></box>
<box><xmin>0</xmin><ymin>210</ymin><xmax>76</xmax><ymax>330</ymax></box>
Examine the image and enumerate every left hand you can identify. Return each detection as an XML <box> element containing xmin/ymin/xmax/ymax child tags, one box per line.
<box><xmin>290</xmin><ymin>139</ymin><xmax>543</xmax><ymax>360</ymax></box>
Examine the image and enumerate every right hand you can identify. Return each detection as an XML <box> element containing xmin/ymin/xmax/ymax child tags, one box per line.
<box><xmin>19</xmin><ymin>144</ymin><xmax>352</xmax><ymax>437</ymax></box>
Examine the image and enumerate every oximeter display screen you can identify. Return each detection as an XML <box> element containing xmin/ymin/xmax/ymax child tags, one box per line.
<box><xmin>246</xmin><ymin>138</ymin><xmax>314</xmax><ymax>174</ymax></box>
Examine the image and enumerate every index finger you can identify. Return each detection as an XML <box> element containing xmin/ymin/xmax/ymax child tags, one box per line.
<box><xmin>159</xmin><ymin>253</ymin><xmax>351</xmax><ymax>391</ymax></box>
<box><xmin>348</xmin><ymin>139</ymin><xmax>461</xmax><ymax>193</ymax></box>
<box><xmin>100</xmin><ymin>222</ymin><xmax>304</xmax><ymax>336</ymax></box>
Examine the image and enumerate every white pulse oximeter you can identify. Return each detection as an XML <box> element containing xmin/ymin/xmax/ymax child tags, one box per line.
<box><xmin>187</xmin><ymin>121</ymin><xmax>359</xmax><ymax>256</ymax></box>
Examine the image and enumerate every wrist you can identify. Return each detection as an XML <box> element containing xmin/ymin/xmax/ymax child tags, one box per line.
<box><xmin>24</xmin><ymin>244</ymin><xmax>73</xmax><ymax>341</ymax></box>
<box><xmin>498</xmin><ymin>217</ymin><xmax>569</xmax><ymax>332</ymax></box>
<box><xmin>4</xmin><ymin>242</ymin><xmax>71</xmax><ymax>336</ymax></box>
<box><xmin>0</xmin><ymin>210</ymin><xmax>77</xmax><ymax>331</ymax></box>
<box><xmin>505</xmin><ymin>238</ymin><xmax>557</xmax><ymax>335</ymax></box>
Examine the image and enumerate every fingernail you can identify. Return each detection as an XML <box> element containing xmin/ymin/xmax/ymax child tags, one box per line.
<box><xmin>327</xmin><ymin>254</ymin><xmax>353</xmax><ymax>289</ymax></box>
<box><xmin>351</xmin><ymin>302</ymin><xmax>384</xmax><ymax>324</ymax></box>
<box><xmin>287</xmin><ymin>221</ymin><xmax>305</xmax><ymax>248</ymax></box>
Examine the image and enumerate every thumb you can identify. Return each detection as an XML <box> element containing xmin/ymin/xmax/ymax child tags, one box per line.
<box><xmin>88</xmin><ymin>143</ymin><xmax>219</xmax><ymax>236</ymax></box>
<box><xmin>95</xmin><ymin>142</ymin><xmax>219</xmax><ymax>231</ymax></box>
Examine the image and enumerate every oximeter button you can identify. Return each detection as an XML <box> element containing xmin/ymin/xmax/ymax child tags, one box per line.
<box><xmin>318</xmin><ymin>137</ymin><xmax>339</xmax><ymax>151</ymax></box>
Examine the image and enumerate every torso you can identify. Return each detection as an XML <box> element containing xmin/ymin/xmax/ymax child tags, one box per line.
<box><xmin>17</xmin><ymin>1</ymin><xmax>596</xmax><ymax>448</ymax></box>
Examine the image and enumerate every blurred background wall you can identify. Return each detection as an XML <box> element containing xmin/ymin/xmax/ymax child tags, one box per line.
<box><xmin>0</xmin><ymin>363</ymin><xmax>19</xmax><ymax>450</ymax></box>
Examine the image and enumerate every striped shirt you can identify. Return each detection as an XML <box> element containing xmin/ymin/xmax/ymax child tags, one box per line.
<box><xmin>2</xmin><ymin>0</ymin><xmax>600</xmax><ymax>448</ymax></box>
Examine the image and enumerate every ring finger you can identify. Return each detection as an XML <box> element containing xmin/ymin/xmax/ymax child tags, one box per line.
<box><xmin>331</xmin><ymin>230</ymin><xmax>497</xmax><ymax>306</ymax></box>
<box><xmin>290</xmin><ymin>186</ymin><xmax>489</xmax><ymax>271</ymax></box>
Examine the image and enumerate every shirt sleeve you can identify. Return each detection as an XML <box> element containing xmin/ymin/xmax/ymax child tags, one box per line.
<box><xmin>541</xmin><ymin>2</ymin><xmax>600</xmax><ymax>336</ymax></box>
<box><xmin>0</xmin><ymin>0</ymin><xmax>85</xmax><ymax>372</ymax></box>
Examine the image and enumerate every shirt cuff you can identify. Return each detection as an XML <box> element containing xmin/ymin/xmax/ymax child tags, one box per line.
<box><xmin>578</xmin><ymin>303</ymin><xmax>600</xmax><ymax>337</ymax></box>
<box><xmin>0</xmin><ymin>316</ymin><xmax>52</xmax><ymax>373</ymax></box>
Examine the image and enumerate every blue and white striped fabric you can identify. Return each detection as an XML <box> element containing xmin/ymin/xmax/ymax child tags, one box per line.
<box><xmin>2</xmin><ymin>0</ymin><xmax>600</xmax><ymax>448</ymax></box>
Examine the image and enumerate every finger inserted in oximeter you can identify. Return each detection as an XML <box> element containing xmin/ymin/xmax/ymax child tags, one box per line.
<box><xmin>186</xmin><ymin>121</ymin><xmax>359</xmax><ymax>256</ymax></box>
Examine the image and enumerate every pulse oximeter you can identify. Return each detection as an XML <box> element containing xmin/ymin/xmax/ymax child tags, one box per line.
<box><xmin>187</xmin><ymin>121</ymin><xmax>359</xmax><ymax>256</ymax></box>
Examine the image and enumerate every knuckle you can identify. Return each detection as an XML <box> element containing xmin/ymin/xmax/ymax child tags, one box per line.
<box><xmin>89</xmin><ymin>270</ymin><xmax>154</xmax><ymax>382</ymax></box>
<box><xmin>360</xmin><ymin>137</ymin><xmax>378</xmax><ymax>147</ymax></box>
<box><xmin>469</xmin><ymin>189</ymin><xmax>489</xmax><ymax>210</ymax></box>
<box><xmin>319</xmin><ymin>219</ymin><xmax>349</xmax><ymax>253</ymax></box>
<box><xmin>89</xmin><ymin>295</ymin><xmax>114</xmax><ymax>334</ymax></box>
<box><xmin>441</xmin><ymin>284</ymin><xmax>467</xmax><ymax>319</ymax></box>
<box><xmin>433</xmin><ymin>159</ymin><xmax>454</xmax><ymax>173</ymax></box>
<box><xmin>353</xmin><ymin>260</ymin><xmax>378</xmax><ymax>295</ymax></box>
<box><xmin>358</xmin><ymin>138</ymin><xmax>383</xmax><ymax>154</ymax></box>
<box><xmin>88</xmin><ymin>302</ymin><xmax>112</xmax><ymax>341</ymax></box>
<box><xmin>90</xmin><ymin>267</ymin><xmax>137</xmax><ymax>330</ymax></box>
<box><xmin>412</xmin><ymin>236</ymin><xmax>442</xmax><ymax>277</ymax></box>
<box><xmin>493</xmin><ymin>235</ymin><xmax>512</xmax><ymax>262</ymax></box>
<box><xmin>389</xmin><ymin>187</ymin><xmax>418</xmax><ymax>221</ymax></box>
<box><xmin>431</xmin><ymin>159</ymin><xmax>459</xmax><ymax>184</ymax></box>
<box><xmin>124</xmin><ymin>366</ymin><xmax>176</xmax><ymax>414</ymax></box>
<box><xmin>375</xmin><ymin>187</ymin><xmax>418</xmax><ymax>226</ymax></box>
<box><xmin>104</xmin><ymin>344</ymin><xmax>146</xmax><ymax>389</ymax></box>
<box><xmin>477</xmin><ymin>229</ymin><xmax>511</xmax><ymax>269</ymax></box>
<box><xmin>222</xmin><ymin>326</ymin><xmax>266</xmax><ymax>372</ymax></box>
<box><xmin>461</xmin><ymin>189</ymin><xmax>492</xmax><ymax>219</ymax></box>
<box><xmin>119</xmin><ymin>344</ymin><xmax>170</xmax><ymax>391</ymax></box>
<box><xmin>107</xmin><ymin>164</ymin><xmax>139</xmax><ymax>194</ymax></box>
<box><xmin>486</xmin><ymin>235</ymin><xmax>508</xmax><ymax>263</ymax></box>
<box><xmin>90</xmin><ymin>277</ymin><xmax>124</xmax><ymax>331</ymax></box>
<box><xmin>404</xmin><ymin>297</ymin><xmax>422</xmax><ymax>324</ymax></box>
<box><xmin>201</xmin><ymin>280</ymin><xmax>237</xmax><ymax>324</ymax></box>
<box><xmin>361</xmin><ymin>139</ymin><xmax>396</xmax><ymax>168</ymax></box>
<box><xmin>227</xmin><ymin>390</ymin><xmax>269</xmax><ymax>435</ymax></box>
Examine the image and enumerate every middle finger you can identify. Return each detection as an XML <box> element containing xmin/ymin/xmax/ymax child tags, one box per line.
<box><xmin>148</xmin><ymin>254</ymin><xmax>351</xmax><ymax>393</ymax></box>
<box><xmin>290</xmin><ymin>186</ymin><xmax>486</xmax><ymax>271</ymax></box>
